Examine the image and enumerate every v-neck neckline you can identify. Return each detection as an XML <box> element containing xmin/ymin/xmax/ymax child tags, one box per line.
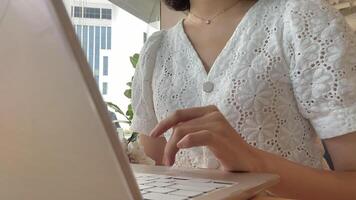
<box><xmin>178</xmin><ymin>0</ymin><xmax>261</xmax><ymax>78</ymax></box>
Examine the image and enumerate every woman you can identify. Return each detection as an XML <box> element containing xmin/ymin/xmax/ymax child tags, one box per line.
<box><xmin>131</xmin><ymin>0</ymin><xmax>356</xmax><ymax>199</ymax></box>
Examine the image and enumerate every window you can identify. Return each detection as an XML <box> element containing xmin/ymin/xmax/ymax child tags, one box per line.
<box><xmin>88</xmin><ymin>26</ymin><xmax>94</xmax><ymax>71</ymax></box>
<box><xmin>101</xmin><ymin>27</ymin><xmax>107</xmax><ymax>49</ymax></box>
<box><xmin>74</xmin><ymin>6</ymin><xmax>82</xmax><ymax>18</ymax></box>
<box><xmin>94</xmin><ymin>26</ymin><xmax>100</xmax><ymax>80</ymax></box>
<box><xmin>143</xmin><ymin>32</ymin><xmax>148</xmax><ymax>43</ymax></box>
<box><xmin>102</xmin><ymin>82</ymin><xmax>108</xmax><ymax>95</ymax></box>
<box><xmin>101</xmin><ymin>8</ymin><xmax>112</xmax><ymax>20</ymax></box>
<box><xmin>103</xmin><ymin>56</ymin><xmax>109</xmax><ymax>76</ymax></box>
<box><xmin>76</xmin><ymin>25</ymin><xmax>82</xmax><ymax>41</ymax></box>
<box><xmin>84</xmin><ymin>7</ymin><xmax>101</xmax><ymax>19</ymax></box>
<box><xmin>82</xmin><ymin>25</ymin><xmax>88</xmax><ymax>57</ymax></box>
<box><xmin>107</xmin><ymin>27</ymin><xmax>111</xmax><ymax>49</ymax></box>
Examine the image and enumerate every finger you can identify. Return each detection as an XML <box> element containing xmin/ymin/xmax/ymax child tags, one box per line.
<box><xmin>177</xmin><ymin>131</ymin><xmax>231</xmax><ymax>167</ymax></box>
<box><xmin>162</xmin><ymin>120</ymin><xmax>214</xmax><ymax>166</ymax></box>
<box><xmin>176</xmin><ymin>130</ymin><xmax>217</xmax><ymax>149</ymax></box>
<box><xmin>163</xmin><ymin>111</ymin><xmax>228</xmax><ymax>165</ymax></box>
<box><xmin>150</xmin><ymin>105</ymin><xmax>218</xmax><ymax>137</ymax></box>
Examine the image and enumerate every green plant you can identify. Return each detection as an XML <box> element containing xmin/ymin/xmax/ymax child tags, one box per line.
<box><xmin>107</xmin><ymin>53</ymin><xmax>139</xmax><ymax>143</ymax></box>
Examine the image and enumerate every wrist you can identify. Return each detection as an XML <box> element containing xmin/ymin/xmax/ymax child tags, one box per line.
<box><xmin>246</xmin><ymin>145</ymin><xmax>269</xmax><ymax>173</ymax></box>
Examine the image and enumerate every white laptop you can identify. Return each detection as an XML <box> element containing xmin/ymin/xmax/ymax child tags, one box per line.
<box><xmin>0</xmin><ymin>0</ymin><xmax>279</xmax><ymax>199</ymax></box>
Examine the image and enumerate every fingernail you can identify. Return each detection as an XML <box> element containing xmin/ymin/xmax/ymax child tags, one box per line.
<box><xmin>149</xmin><ymin>129</ymin><xmax>157</xmax><ymax>137</ymax></box>
<box><xmin>177</xmin><ymin>142</ymin><xmax>182</xmax><ymax>148</ymax></box>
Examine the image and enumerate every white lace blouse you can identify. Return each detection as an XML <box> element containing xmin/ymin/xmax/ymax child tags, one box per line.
<box><xmin>131</xmin><ymin>0</ymin><xmax>356</xmax><ymax>169</ymax></box>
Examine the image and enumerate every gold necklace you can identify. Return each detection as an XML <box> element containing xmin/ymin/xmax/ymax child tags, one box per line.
<box><xmin>188</xmin><ymin>0</ymin><xmax>242</xmax><ymax>25</ymax></box>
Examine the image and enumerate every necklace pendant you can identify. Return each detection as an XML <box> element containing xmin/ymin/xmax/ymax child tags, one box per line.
<box><xmin>205</xmin><ymin>20</ymin><xmax>211</xmax><ymax>25</ymax></box>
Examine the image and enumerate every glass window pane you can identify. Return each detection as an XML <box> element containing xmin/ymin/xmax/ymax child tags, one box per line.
<box><xmin>102</xmin><ymin>82</ymin><xmax>108</xmax><ymax>95</ymax></box>
<box><xmin>101</xmin><ymin>8</ymin><xmax>112</xmax><ymax>19</ymax></box>
<box><xmin>107</xmin><ymin>27</ymin><xmax>111</xmax><ymax>50</ymax></box>
<box><xmin>143</xmin><ymin>32</ymin><xmax>147</xmax><ymax>43</ymax></box>
<box><xmin>84</xmin><ymin>7</ymin><xmax>101</xmax><ymax>19</ymax></box>
<box><xmin>94</xmin><ymin>26</ymin><xmax>100</xmax><ymax>81</ymax></box>
<box><xmin>76</xmin><ymin>25</ymin><xmax>82</xmax><ymax>41</ymax></box>
<box><xmin>74</xmin><ymin>6</ymin><xmax>82</xmax><ymax>18</ymax></box>
<box><xmin>82</xmin><ymin>25</ymin><xmax>88</xmax><ymax>58</ymax></box>
<box><xmin>101</xmin><ymin>27</ymin><xmax>106</xmax><ymax>49</ymax></box>
<box><xmin>103</xmin><ymin>56</ymin><xmax>109</xmax><ymax>76</ymax></box>
<box><xmin>88</xmin><ymin>26</ymin><xmax>94</xmax><ymax>70</ymax></box>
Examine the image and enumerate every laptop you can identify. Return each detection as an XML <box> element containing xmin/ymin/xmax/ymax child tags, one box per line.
<box><xmin>0</xmin><ymin>0</ymin><xmax>279</xmax><ymax>199</ymax></box>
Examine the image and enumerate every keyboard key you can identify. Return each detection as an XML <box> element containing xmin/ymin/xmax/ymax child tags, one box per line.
<box><xmin>169</xmin><ymin>184</ymin><xmax>216</xmax><ymax>193</ymax></box>
<box><xmin>136</xmin><ymin>177</ymin><xmax>160</xmax><ymax>182</ymax></box>
<box><xmin>136</xmin><ymin>173</ymin><xmax>170</xmax><ymax>179</ymax></box>
<box><xmin>145</xmin><ymin>187</ymin><xmax>178</xmax><ymax>194</ymax></box>
<box><xmin>155</xmin><ymin>178</ymin><xmax>175</xmax><ymax>183</ymax></box>
<box><xmin>174</xmin><ymin>180</ymin><xmax>228</xmax><ymax>188</ymax></box>
<box><xmin>143</xmin><ymin>192</ymin><xmax>187</xmax><ymax>200</ymax></box>
<box><xmin>169</xmin><ymin>190</ymin><xmax>204</xmax><ymax>197</ymax></box>
<box><xmin>171</xmin><ymin>176</ymin><xmax>190</xmax><ymax>180</ymax></box>
<box><xmin>138</xmin><ymin>184</ymin><xmax>155</xmax><ymax>190</ymax></box>
<box><xmin>145</xmin><ymin>182</ymin><xmax>175</xmax><ymax>187</ymax></box>
<box><xmin>213</xmin><ymin>180</ymin><xmax>235</xmax><ymax>185</ymax></box>
<box><xmin>183</xmin><ymin>178</ymin><xmax>212</xmax><ymax>183</ymax></box>
<box><xmin>136</xmin><ymin>180</ymin><xmax>155</xmax><ymax>185</ymax></box>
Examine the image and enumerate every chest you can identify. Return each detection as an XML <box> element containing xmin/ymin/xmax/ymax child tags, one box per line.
<box><xmin>151</xmin><ymin>1</ymin><xmax>292</xmax><ymax>122</ymax></box>
<box><xmin>183</xmin><ymin>21</ymin><xmax>240</xmax><ymax>72</ymax></box>
<box><xmin>153</xmin><ymin>27</ymin><xmax>291</xmax><ymax>118</ymax></box>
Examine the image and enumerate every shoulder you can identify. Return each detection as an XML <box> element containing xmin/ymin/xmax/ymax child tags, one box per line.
<box><xmin>140</xmin><ymin>20</ymin><xmax>183</xmax><ymax>61</ymax></box>
<box><xmin>283</xmin><ymin>0</ymin><xmax>343</xmax><ymax>22</ymax></box>
<box><xmin>284</xmin><ymin>0</ymin><xmax>333</xmax><ymax>11</ymax></box>
<box><xmin>137</xmin><ymin>30</ymin><xmax>167</xmax><ymax>77</ymax></box>
<box><xmin>282</xmin><ymin>0</ymin><xmax>351</xmax><ymax>41</ymax></box>
<box><xmin>140</xmin><ymin>30</ymin><xmax>167</xmax><ymax>61</ymax></box>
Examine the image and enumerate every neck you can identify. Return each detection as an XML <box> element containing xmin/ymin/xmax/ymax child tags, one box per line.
<box><xmin>189</xmin><ymin>0</ymin><xmax>242</xmax><ymax>17</ymax></box>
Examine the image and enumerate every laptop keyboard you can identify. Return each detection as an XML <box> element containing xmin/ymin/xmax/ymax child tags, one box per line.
<box><xmin>135</xmin><ymin>173</ymin><xmax>234</xmax><ymax>200</ymax></box>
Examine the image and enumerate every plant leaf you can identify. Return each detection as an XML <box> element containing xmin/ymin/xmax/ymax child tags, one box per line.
<box><xmin>126</xmin><ymin>82</ymin><xmax>132</xmax><ymax>87</ymax></box>
<box><xmin>106</xmin><ymin>102</ymin><xmax>125</xmax><ymax>116</ymax></box>
<box><xmin>124</xmin><ymin>89</ymin><xmax>131</xmax><ymax>99</ymax></box>
<box><xmin>130</xmin><ymin>54</ymin><xmax>139</xmax><ymax>68</ymax></box>
<box><xmin>126</xmin><ymin>104</ymin><xmax>133</xmax><ymax>121</ymax></box>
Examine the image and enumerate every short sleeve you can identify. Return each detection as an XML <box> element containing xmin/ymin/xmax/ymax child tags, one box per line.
<box><xmin>284</xmin><ymin>0</ymin><xmax>356</xmax><ymax>139</ymax></box>
<box><xmin>131</xmin><ymin>31</ymin><xmax>166</xmax><ymax>135</ymax></box>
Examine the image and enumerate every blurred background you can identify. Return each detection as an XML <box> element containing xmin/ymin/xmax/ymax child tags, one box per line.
<box><xmin>61</xmin><ymin>0</ymin><xmax>356</xmax><ymax>126</ymax></box>
<box><xmin>62</xmin><ymin>0</ymin><xmax>160</xmax><ymax>124</ymax></box>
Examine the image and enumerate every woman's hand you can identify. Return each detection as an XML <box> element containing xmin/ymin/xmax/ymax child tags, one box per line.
<box><xmin>150</xmin><ymin>105</ymin><xmax>356</xmax><ymax>199</ymax></box>
<box><xmin>150</xmin><ymin>105</ymin><xmax>261</xmax><ymax>172</ymax></box>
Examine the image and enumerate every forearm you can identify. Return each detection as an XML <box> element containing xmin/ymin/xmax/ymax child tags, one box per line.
<box><xmin>253</xmin><ymin>148</ymin><xmax>356</xmax><ymax>200</ymax></box>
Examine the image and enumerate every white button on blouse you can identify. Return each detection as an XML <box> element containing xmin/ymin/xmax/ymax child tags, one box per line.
<box><xmin>203</xmin><ymin>82</ymin><xmax>214</xmax><ymax>93</ymax></box>
<box><xmin>131</xmin><ymin>0</ymin><xmax>356</xmax><ymax>169</ymax></box>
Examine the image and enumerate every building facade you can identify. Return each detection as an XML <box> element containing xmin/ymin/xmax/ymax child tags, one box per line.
<box><xmin>62</xmin><ymin>0</ymin><xmax>159</xmax><ymax>121</ymax></box>
<box><xmin>63</xmin><ymin>0</ymin><xmax>113</xmax><ymax>96</ymax></box>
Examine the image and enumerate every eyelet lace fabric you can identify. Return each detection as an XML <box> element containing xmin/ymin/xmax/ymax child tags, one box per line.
<box><xmin>131</xmin><ymin>0</ymin><xmax>356</xmax><ymax>169</ymax></box>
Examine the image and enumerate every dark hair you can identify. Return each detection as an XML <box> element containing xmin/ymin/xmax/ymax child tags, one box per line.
<box><xmin>163</xmin><ymin>0</ymin><xmax>190</xmax><ymax>11</ymax></box>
